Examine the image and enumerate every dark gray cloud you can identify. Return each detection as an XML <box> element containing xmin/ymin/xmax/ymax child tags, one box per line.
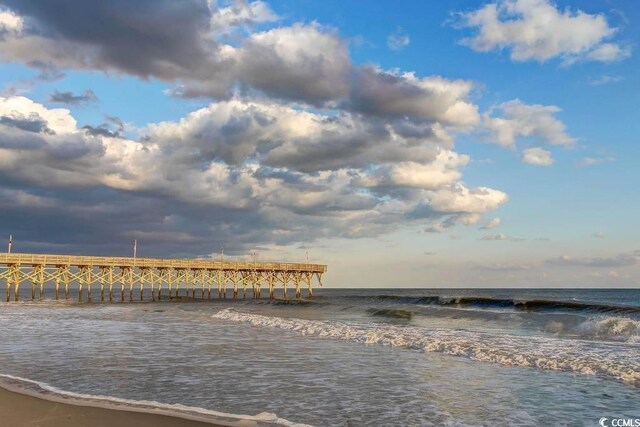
<box><xmin>26</xmin><ymin>61</ymin><xmax>66</xmax><ymax>81</ymax></box>
<box><xmin>0</xmin><ymin>112</ymin><xmax>53</xmax><ymax>133</ymax></box>
<box><xmin>1</xmin><ymin>0</ymin><xmax>222</xmax><ymax>81</ymax></box>
<box><xmin>82</xmin><ymin>124</ymin><xmax>119</xmax><ymax>138</ymax></box>
<box><xmin>348</xmin><ymin>66</ymin><xmax>478</xmax><ymax>125</ymax></box>
<box><xmin>50</xmin><ymin>89</ymin><xmax>97</xmax><ymax>105</ymax></box>
<box><xmin>82</xmin><ymin>115</ymin><xmax>124</xmax><ymax>138</ymax></box>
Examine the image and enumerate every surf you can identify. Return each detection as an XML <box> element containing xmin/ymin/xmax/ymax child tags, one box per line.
<box><xmin>212</xmin><ymin>308</ymin><xmax>640</xmax><ymax>385</ymax></box>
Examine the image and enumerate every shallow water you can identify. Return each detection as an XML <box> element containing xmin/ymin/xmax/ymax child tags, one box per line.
<box><xmin>0</xmin><ymin>288</ymin><xmax>639</xmax><ymax>426</ymax></box>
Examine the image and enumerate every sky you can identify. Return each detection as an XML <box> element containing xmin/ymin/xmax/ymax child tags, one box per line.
<box><xmin>0</xmin><ymin>0</ymin><xmax>638</xmax><ymax>287</ymax></box>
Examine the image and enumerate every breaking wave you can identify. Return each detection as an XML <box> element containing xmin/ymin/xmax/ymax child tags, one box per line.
<box><xmin>335</xmin><ymin>295</ymin><xmax>640</xmax><ymax>314</ymax></box>
<box><xmin>212</xmin><ymin>308</ymin><xmax>640</xmax><ymax>384</ymax></box>
<box><xmin>574</xmin><ymin>316</ymin><xmax>640</xmax><ymax>343</ymax></box>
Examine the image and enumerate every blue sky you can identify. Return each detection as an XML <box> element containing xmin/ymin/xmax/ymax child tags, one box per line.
<box><xmin>0</xmin><ymin>0</ymin><xmax>638</xmax><ymax>286</ymax></box>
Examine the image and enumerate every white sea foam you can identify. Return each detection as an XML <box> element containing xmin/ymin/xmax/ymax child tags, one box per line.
<box><xmin>212</xmin><ymin>308</ymin><xmax>640</xmax><ymax>384</ymax></box>
<box><xmin>0</xmin><ymin>373</ymin><xmax>311</xmax><ymax>427</ymax></box>
<box><xmin>575</xmin><ymin>316</ymin><xmax>640</xmax><ymax>343</ymax></box>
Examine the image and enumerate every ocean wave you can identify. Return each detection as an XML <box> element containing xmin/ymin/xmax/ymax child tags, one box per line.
<box><xmin>212</xmin><ymin>309</ymin><xmax>640</xmax><ymax>384</ymax></box>
<box><xmin>574</xmin><ymin>316</ymin><xmax>640</xmax><ymax>343</ymax></box>
<box><xmin>0</xmin><ymin>373</ymin><xmax>310</xmax><ymax>427</ymax></box>
<box><xmin>337</xmin><ymin>294</ymin><xmax>640</xmax><ymax>314</ymax></box>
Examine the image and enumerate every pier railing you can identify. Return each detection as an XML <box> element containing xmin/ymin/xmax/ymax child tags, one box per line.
<box><xmin>0</xmin><ymin>253</ymin><xmax>326</xmax><ymax>272</ymax></box>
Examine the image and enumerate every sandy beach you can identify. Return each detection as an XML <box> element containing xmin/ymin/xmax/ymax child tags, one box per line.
<box><xmin>0</xmin><ymin>387</ymin><xmax>226</xmax><ymax>427</ymax></box>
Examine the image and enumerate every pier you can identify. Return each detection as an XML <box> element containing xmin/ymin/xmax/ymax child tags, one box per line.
<box><xmin>0</xmin><ymin>253</ymin><xmax>326</xmax><ymax>303</ymax></box>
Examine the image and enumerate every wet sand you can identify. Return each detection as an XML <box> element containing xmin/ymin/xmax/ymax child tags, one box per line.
<box><xmin>0</xmin><ymin>387</ymin><xmax>225</xmax><ymax>427</ymax></box>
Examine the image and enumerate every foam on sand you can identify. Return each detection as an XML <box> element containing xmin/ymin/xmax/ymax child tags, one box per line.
<box><xmin>0</xmin><ymin>373</ymin><xmax>311</xmax><ymax>427</ymax></box>
<box><xmin>212</xmin><ymin>308</ymin><xmax>640</xmax><ymax>384</ymax></box>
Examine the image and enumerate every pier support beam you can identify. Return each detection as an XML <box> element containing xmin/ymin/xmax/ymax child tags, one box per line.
<box><xmin>207</xmin><ymin>270</ymin><xmax>213</xmax><ymax>299</ymax></box>
<box><xmin>82</xmin><ymin>266</ymin><xmax>93</xmax><ymax>302</ymax></box>
<box><xmin>268</xmin><ymin>271</ymin><xmax>275</xmax><ymax>300</ymax></box>
<box><xmin>231</xmin><ymin>270</ymin><xmax>238</xmax><ymax>299</ymax></box>
<box><xmin>282</xmin><ymin>272</ymin><xmax>289</xmax><ymax>300</ymax></box>
<box><xmin>11</xmin><ymin>264</ymin><xmax>21</xmax><ymax>302</ymax></box>
<box><xmin>304</xmin><ymin>272</ymin><xmax>312</xmax><ymax>298</ymax></box>
<box><xmin>294</xmin><ymin>272</ymin><xmax>301</xmax><ymax>299</ymax></box>
<box><xmin>99</xmin><ymin>267</ymin><xmax>106</xmax><ymax>302</ymax></box>
<box><xmin>139</xmin><ymin>268</ymin><xmax>145</xmax><ymax>302</ymax></box>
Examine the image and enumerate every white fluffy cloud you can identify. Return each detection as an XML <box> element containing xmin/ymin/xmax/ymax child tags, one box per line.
<box><xmin>482</xmin><ymin>99</ymin><xmax>574</xmax><ymax>148</ymax></box>
<box><xmin>522</xmin><ymin>147</ymin><xmax>554</xmax><ymax>166</ymax></box>
<box><xmin>458</xmin><ymin>0</ymin><xmax>630</xmax><ymax>64</ymax></box>
<box><xmin>0</xmin><ymin>96</ymin><xmax>77</xmax><ymax>133</ymax></box>
<box><xmin>0</xmin><ymin>8</ymin><xmax>22</xmax><ymax>32</ymax></box>
<box><xmin>427</xmin><ymin>184</ymin><xmax>508</xmax><ymax>214</ymax></box>
<box><xmin>480</xmin><ymin>217</ymin><xmax>501</xmax><ymax>230</ymax></box>
<box><xmin>210</xmin><ymin>0</ymin><xmax>279</xmax><ymax>35</ymax></box>
<box><xmin>359</xmin><ymin>151</ymin><xmax>468</xmax><ymax>190</ymax></box>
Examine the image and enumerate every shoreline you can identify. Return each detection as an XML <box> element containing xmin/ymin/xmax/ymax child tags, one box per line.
<box><xmin>0</xmin><ymin>375</ymin><xmax>302</xmax><ymax>427</ymax></box>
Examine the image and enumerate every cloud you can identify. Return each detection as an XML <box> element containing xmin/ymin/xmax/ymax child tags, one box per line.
<box><xmin>0</xmin><ymin>0</ymin><xmax>222</xmax><ymax>82</ymax></box>
<box><xmin>547</xmin><ymin>253</ymin><xmax>638</xmax><ymax>268</ymax></box>
<box><xmin>49</xmin><ymin>89</ymin><xmax>98</xmax><ymax>105</ymax></box>
<box><xmin>480</xmin><ymin>217</ymin><xmax>501</xmax><ymax>230</ymax></box>
<box><xmin>426</xmin><ymin>184</ymin><xmax>508</xmax><ymax>215</ymax></box>
<box><xmin>588</xmin><ymin>270</ymin><xmax>630</xmax><ymax>280</ymax></box>
<box><xmin>456</xmin><ymin>0</ymin><xmax>630</xmax><ymax>64</ymax></box>
<box><xmin>82</xmin><ymin>115</ymin><xmax>125</xmax><ymax>138</ymax></box>
<box><xmin>211</xmin><ymin>0</ymin><xmax>279</xmax><ymax>35</ymax></box>
<box><xmin>583</xmin><ymin>43</ymin><xmax>630</xmax><ymax>63</ymax></box>
<box><xmin>588</xmin><ymin>75</ymin><xmax>624</xmax><ymax>86</ymax></box>
<box><xmin>482</xmin><ymin>99</ymin><xmax>574</xmax><ymax>148</ymax></box>
<box><xmin>480</xmin><ymin>233</ymin><xmax>524</xmax><ymax>241</ymax></box>
<box><xmin>577</xmin><ymin>156</ymin><xmax>615</xmax><ymax>167</ymax></box>
<box><xmin>358</xmin><ymin>151</ymin><xmax>468</xmax><ymax>190</ymax></box>
<box><xmin>473</xmin><ymin>262</ymin><xmax>533</xmax><ymax>271</ymax></box>
<box><xmin>0</xmin><ymin>3</ymin><xmax>514</xmax><ymax>255</ymax></box>
<box><xmin>0</xmin><ymin>95</ymin><xmax>76</xmax><ymax>134</ymax></box>
<box><xmin>0</xmin><ymin>113</ymin><xmax>53</xmax><ymax>134</ymax></box>
<box><xmin>350</xmin><ymin>66</ymin><xmax>480</xmax><ymax>125</ymax></box>
<box><xmin>231</xmin><ymin>23</ymin><xmax>352</xmax><ymax>104</ymax></box>
<box><xmin>522</xmin><ymin>147</ymin><xmax>553</xmax><ymax>166</ymax></box>
<box><xmin>0</xmin><ymin>94</ymin><xmax>508</xmax><ymax>254</ymax></box>
<box><xmin>592</xmin><ymin>231</ymin><xmax>605</xmax><ymax>238</ymax></box>
<box><xmin>0</xmin><ymin>4</ymin><xmax>485</xmax><ymax>124</ymax></box>
<box><xmin>387</xmin><ymin>27</ymin><xmax>410</xmax><ymax>51</ymax></box>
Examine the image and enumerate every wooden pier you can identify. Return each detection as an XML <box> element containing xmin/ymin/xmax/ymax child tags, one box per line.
<box><xmin>0</xmin><ymin>253</ymin><xmax>326</xmax><ymax>303</ymax></box>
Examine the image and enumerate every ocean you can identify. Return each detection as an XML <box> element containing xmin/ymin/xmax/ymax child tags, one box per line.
<box><xmin>0</xmin><ymin>288</ymin><xmax>638</xmax><ymax>426</ymax></box>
